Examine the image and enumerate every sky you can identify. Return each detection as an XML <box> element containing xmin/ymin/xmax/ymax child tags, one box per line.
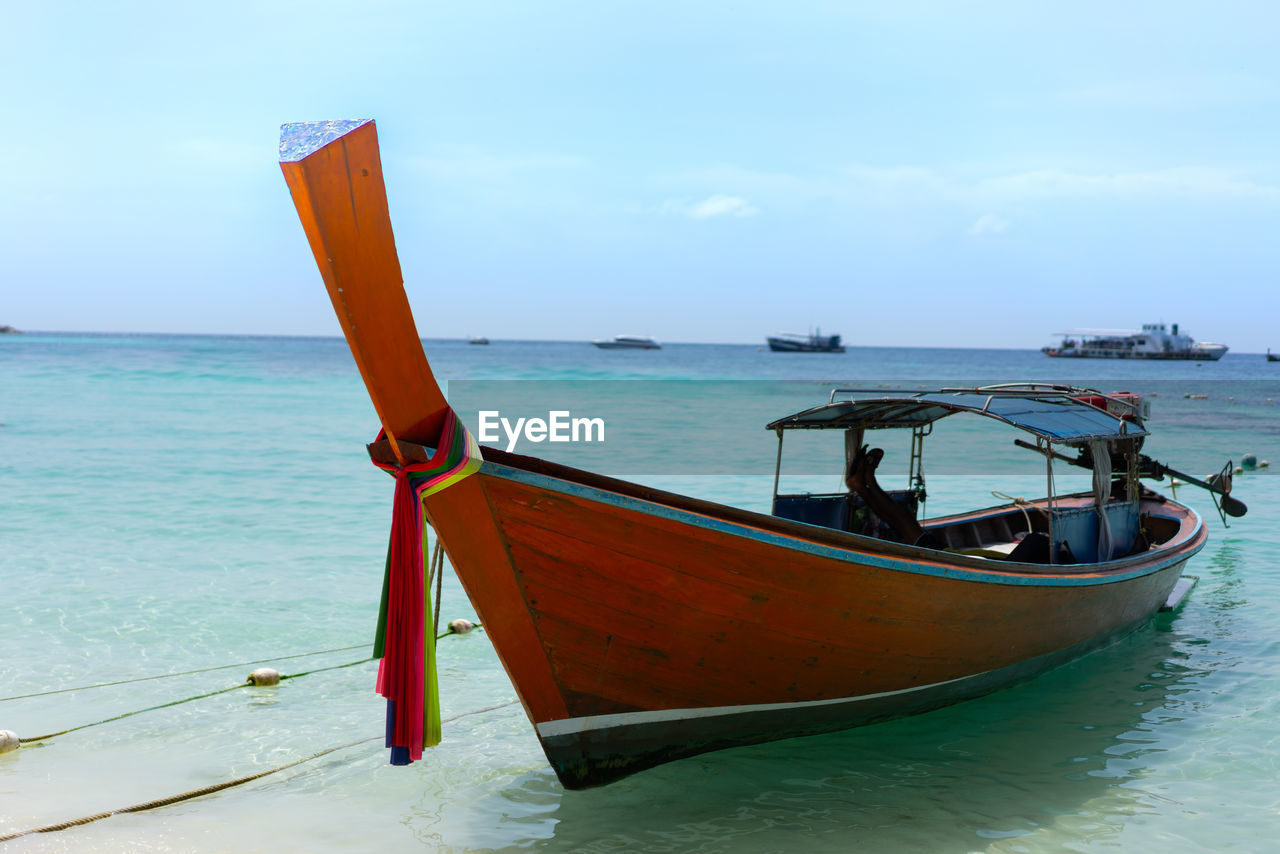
<box><xmin>3</xmin><ymin>1</ymin><xmax>1278</xmax><ymax>349</ymax></box>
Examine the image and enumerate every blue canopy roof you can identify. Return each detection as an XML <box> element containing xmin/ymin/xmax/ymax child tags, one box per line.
<box><xmin>766</xmin><ymin>386</ymin><xmax>1147</xmax><ymax>445</ymax></box>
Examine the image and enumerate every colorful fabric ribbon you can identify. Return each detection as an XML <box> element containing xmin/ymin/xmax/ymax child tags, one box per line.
<box><xmin>369</xmin><ymin>408</ymin><xmax>482</xmax><ymax>764</ymax></box>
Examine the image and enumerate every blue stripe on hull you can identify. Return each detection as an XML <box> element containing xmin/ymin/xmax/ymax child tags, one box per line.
<box><xmin>479</xmin><ymin>460</ymin><xmax>1204</xmax><ymax>588</ymax></box>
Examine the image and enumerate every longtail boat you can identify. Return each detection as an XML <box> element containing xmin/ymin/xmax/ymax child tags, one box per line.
<box><xmin>278</xmin><ymin>120</ymin><xmax>1241</xmax><ymax>789</ymax></box>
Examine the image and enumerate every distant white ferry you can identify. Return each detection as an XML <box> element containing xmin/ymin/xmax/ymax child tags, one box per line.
<box><xmin>591</xmin><ymin>335</ymin><xmax>661</xmax><ymax>350</ymax></box>
<box><xmin>1043</xmin><ymin>323</ymin><xmax>1227</xmax><ymax>361</ymax></box>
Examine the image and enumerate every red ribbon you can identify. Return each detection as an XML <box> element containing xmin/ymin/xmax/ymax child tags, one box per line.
<box><xmin>379</xmin><ymin>468</ymin><xmax>427</xmax><ymax>761</ymax></box>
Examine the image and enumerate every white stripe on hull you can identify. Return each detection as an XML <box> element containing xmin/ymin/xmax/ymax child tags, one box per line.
<box><xmin>536</xmin><ymin>671</ymin><xmax>980</xmax><ymax>738</ymax></box>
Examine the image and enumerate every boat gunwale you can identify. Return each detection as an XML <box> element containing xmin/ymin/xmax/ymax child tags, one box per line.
<box><xmin>474</xmin><ymin>444</ymin><xmax>1207</xmax><ymax>587</ymax></box>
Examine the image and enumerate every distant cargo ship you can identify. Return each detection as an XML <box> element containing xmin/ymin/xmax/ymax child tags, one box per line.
<box><xmin>1043</xmin><ymin>323</ymin><xmax>1227</xmax><ymax>361</ymax></box>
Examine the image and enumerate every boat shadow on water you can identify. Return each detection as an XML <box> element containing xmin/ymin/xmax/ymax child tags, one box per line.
<box><xmin>461</xmin><ymin>590</ymin><xmax>1238</xmax><ymax>853</ymax></box>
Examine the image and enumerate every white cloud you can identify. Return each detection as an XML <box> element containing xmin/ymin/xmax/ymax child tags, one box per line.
<box><xmin>685</xmin><ymin>194</ymin><xmax>759</xmax><ymax>219</ymax></box>
<box><xmin>654</xmin><ymin>194</ymin><xmax>760</xmax><ymax>219</ymax></box>
<box><xmin>969</xmin><ymin>214</ymin><xmax>1009</xmax><ymax>235</ymax></box>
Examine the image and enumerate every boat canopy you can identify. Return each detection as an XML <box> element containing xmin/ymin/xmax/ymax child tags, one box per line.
<box><xmin>766</xmin><ymin>386</ymin><xmax>1147</xmax><ymax>445</ymax></box>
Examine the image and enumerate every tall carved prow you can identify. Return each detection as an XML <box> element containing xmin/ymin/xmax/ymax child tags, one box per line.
<box><xmin>279</xmin><ymin>119</ymin><xmax>449</xmax><ymax>456</ymax></box>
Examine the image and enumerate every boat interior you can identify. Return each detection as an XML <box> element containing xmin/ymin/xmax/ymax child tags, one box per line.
<box><xmin>772</xmin><ymin>489</ymin><xmax>1176</xmax><ymax>564</ymax></box>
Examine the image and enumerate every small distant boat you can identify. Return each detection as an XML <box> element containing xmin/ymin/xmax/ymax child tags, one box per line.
<box><xmin>1043</xmin><ymin>324</ymin><xmax>1227</xmax><ymax>361</ymax></box>
<box><xmin>767</xmin><ymin>329</ymin><xmax>845</xmax><ymax>353</ymax></box>
<box><xmin>467</xmin><ymin>336</ymin><xmax>490</xmax><ymax>346</ymax></box>
<box><xmin>1267</xmin><ymin>349</ymin><xmax>1279</xmax><ymax>362</ymax></box>
<box><xmin>591</xmin><ymin>335</ymin><xmax>660</xmax><ymax>350</ymax></box>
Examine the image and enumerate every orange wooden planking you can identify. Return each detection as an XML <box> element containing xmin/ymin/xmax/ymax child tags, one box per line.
<box><xmin>475</xmin><ymin>474</ymin><xmax>1184</xmax><ymax>714</ymax></box>
<box><xmin>422</xmin><ymin>476</ymin><xmax>571</xmax><ymax>722</ymax></box>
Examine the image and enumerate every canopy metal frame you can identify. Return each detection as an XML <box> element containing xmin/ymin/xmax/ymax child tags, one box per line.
<box><xmin>767</xmin><ymin>385</ymin><xmax>1148</xmax><ymax>560</ymax></box>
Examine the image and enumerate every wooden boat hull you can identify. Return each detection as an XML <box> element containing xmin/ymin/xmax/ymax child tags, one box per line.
<box><xmin>425</xmin><ymin>449</ymin><xmax>1206</xmax><ymax>789</ymax></box>
<box><xmin>278</xmin><ymin>120</ymin><xmax>1210</xmax><ymax>790</ymax></box>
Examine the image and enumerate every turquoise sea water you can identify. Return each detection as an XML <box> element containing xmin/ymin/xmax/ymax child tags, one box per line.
<box><xmin>2</xmin><ymin>333</ymin><xmax>1279</xmax><ymax>853</ymax></box>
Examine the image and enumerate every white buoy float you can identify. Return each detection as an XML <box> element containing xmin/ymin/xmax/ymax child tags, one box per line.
<box><xmin>1241</xmin><ymin>453</ymin><xmax>1259</xmax><ymax>469</ymax></box>
<box><xmin>247</xmin><ymin>667</ymin><xmax>281</xmax><ymax>686</ymax></box>
<box><xmin>0</xmin><ymin>730</ymin><xmax>19</xmax><ymax>754</ymax></box>
<box><xmin>448</xmin><ymin>618</ymin><xmax>475</xmax><ymax>635</ymax></box>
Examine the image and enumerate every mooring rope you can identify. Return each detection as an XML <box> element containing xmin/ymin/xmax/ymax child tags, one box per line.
<box><xmin>431</xmin><ymin>538</ymin><xmax>445</xmax><ymax>640</ymax></box>
<box><xmin>13</xmin><ymin>622</ymin><xmax>483</xmax><ymax>747</ymax></box>
<box><xmin>991</xmin><ymin>489</ymin><xmax>1048</xmax><ymax>535</ymax></box>
<box><xmin>0</xmin><ymin>644</ymin><xmax>372</xmax><ymax>703</ymax></box>
<box><xmin>12</xmin><ymin>625</ymin><xmax>483</xmax><ymax>747</ymax></box>
<box><xmin>17</xmin><ymin>658</ymin><xmax>375</xmax><ymax>744</ymax></box>
<box><xmin>0</xmin><ymin>700</ymin><xmax>520</xmax><ymax>843</ymax></box>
